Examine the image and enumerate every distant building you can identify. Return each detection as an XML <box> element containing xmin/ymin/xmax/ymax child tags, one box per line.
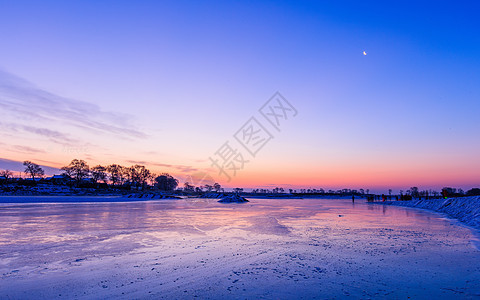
<box><xmin>24</xmin><ymin>178</ymin><xmax>42</xmax><ymax>182</ymax></box>
<box><xmin>45</xmin><ymin>174</ymin><xmax>73</xmax><ymax>185</ymax></box>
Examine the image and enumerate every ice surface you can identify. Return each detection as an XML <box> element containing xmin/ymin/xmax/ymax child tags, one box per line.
<box><xmin>1</xmin><ymin>197</ymin><xmax>480</xmax><ymax>298</ymax></box>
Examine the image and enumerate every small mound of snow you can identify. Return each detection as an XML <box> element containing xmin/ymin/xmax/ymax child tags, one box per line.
<box><xmin>218</xmin><ymin>194</ymin><xmax>249</xmax><ymax>203</ymax></box>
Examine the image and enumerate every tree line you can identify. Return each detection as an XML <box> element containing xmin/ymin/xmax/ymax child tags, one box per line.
<box><xmin>9</xmin><ymin>160</ymin><xmax>180</xmax><ymax>191</ymax></box>
<box><xmin>2</xmin><ymin>160</ymin><xmax>227</xmax><ymax>193</ymax></box>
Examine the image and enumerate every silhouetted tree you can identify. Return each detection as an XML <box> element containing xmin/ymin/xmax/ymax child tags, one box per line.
<box><xmin>91</xmin><ymin>165</ymin><xmax>107</xmax><ymax>186</ymax></box>
<box><xmin>233</xmin><ymin>188</ymin><xmax>243</xmax><ymax>194</ymax></box>
<box><xmin>442</xmin><ymin>187</ymin><xmax>456</xmax><ymax>197</ymax></box>
<box><xmin>0</xmin><ymin>170</ymin><xmax>13</xmax><ymax>183</ymax></box>
<box><xmin>430</xmin><ymin>189</ymin><xmax>439</xmax><ymax>197</ymax></box>
<box><xmin>129</xmin><ymin>165</ymin><xmax>151</xmax><ymax>189</ymax></box>
<box><xmin>23</xmin><ymin>161</ymin><xmax>44</xmax><ymax>181</ymax></box>
<box><xmin>107</xmin><ymin>164</ymin><xmax>122</xmax><ymax>186</ymax></box>
<box><xmin>213</xmin><ymin>182</ymin><xmax>221</xmax><ymax>192</ymax></box>
<box><xmin>62</xmin><ymin>159</ymin><xmax>90</xmax><ymax>186</ymax></box>
<box><xmin>155</xmin><ymin>173</ymin><xmax>179</xmax><ymax>191</ymax></box>
<box><xmin>466</xmin><ymin>188</ymin><xmax>480</xmax><ymax>196</ymax></box>
<box><xmin>184</xmin><ymin>182</ymin><xmax>194</xmax><ymax>192</ymax></box>
<box><xmin>408</xmin><ymin>187</ymin><xmax>419</xmax><ymax>198</ymax></box>
<box><xmin>119</xmin><ymin>165</ymin><xmax>129</xmax><ymax>185</ymax></box>
<box><xmin>149</xmin><ymin>173</ymin><xmax>158</xmax><ymax>186</ymax></box>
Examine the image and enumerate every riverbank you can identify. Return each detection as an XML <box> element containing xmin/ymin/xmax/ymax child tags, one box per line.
<box><xmin>381</xmin><ymin>196</ymin><xmax>480</xmax><ymax>230</ymax></box>
<box><xmin>0</xmin><ymin>193</ymin><xmax>361</xmax><ymax>203</ymax></box>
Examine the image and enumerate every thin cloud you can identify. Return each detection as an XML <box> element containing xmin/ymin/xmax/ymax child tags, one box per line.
<box><xmin>0</xmin><ymin>158</ymin><xmax>62</xmax><ymax>175</ymax></box>
<box><xmin>125</xmin><ymin>160</ymin><xmax>198</xmax><ymax>173</ymax></box>
<box><xmin>0</xmin><ymin>69</ymin><xmax>147</xmax><ymax>140</ymax></box>
<box><xmin>22</xmin><ymin>124</ymin><xmax>77</xmax><ymax>144</ymax></box>
<box><xmin>126</xmin><ymin>160</ymin><xmax>149</xmax><ymax>165</ymax></box>
<box><xmin>0</xmin><ymin>121</ymin><xmax>78</xmax><ymax>145</ymax></box>
<box><xmin>151</xmin><ymin>162</ymin><xmax>173</xmax><ymax>168</ymax></box>
<box><xmin>13</xmin><ymin>145</ymin><xmax>46</xmax><ymax>154</ymax></box>
<box><xmin>151</xmin><ymin>162</ymin><xmax>198</xmax><ymax>173</ymax></box>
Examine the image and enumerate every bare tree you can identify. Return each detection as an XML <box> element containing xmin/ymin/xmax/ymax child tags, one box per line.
<box><xmin>118</xmin><ymin>165</ymin><xmax>129</xmax><ymax>185</ymax></box>
<box><xmin>91</xmin><ymin>165</ymin><xmax>107</xmax><ymax>186</ymax></box>
<box><xmin>0</xmin><ymin>170</ymin><xmax>13</xmax><ymax>183</ymax></box>
<box><xmin>62</xmin><ymin>159</ymin><xmax>90</xmax><ymax>186</ymax></box>
<box><xmin>408</xmin><ymin>187</ymin><xmax>419</xmax><ymax>198</ymax></box>
<box><xmin>129</xmin><ymin>165</ymin><xmax>151</xmax><ymax>189</ymax></box>
<box><xmin>23</xmin><ymin>161</ymin><xmax>45</xmax><ymax>181</ymax></box>
<box><xmin>203</xmin><ymin>184</ymin><xmax>213</xmax><ymax>192</ymax></box>
<box><xmin>107</xmin><ymin>164</ymin><xmax>122</xmax><ymax>186</ymax></box>
<box><xmin>155</xmin><ymin>173</ymin><xmax>179</xmax><ymax>191</ymax></box>
<box><xmin>184</xmin><ymin>182</ymin><xmax>194</xmax><ymax>192</ymax></box>
<box><xmin>124</xmin><ymin>166</ymin><xmax>135</xmax><ymax>185</ymax></box>
<box><xmin>233</xmin><ymin>188</ymin><xmax>243</xmax><ymax>194</ymax></box>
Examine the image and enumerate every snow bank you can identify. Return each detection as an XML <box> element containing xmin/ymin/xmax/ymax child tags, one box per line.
<box><xmin>383</xmin><ymin>196</ymin><xmax>480</xmax><ymax>229</ymax></box>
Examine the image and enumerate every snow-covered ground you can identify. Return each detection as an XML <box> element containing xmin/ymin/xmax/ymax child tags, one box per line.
<box><xmin>383</xmin><ymin>196</ymin><xmax>480</xmax><ymax>230</ymax></box>
<box><xmin>0</xmin><ymin>195</ymin><xmax>146</xmax><ymax>203</ymax></box>
<box><xmin>1</xmin><ymin>198</ymin><xmax>480</xmax><ymax>298</ymax></box>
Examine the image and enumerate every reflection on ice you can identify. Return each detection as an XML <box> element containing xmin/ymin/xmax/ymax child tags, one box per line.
<box><xmin>1</xmin><ymin>197</ymin><xmax>480</xmax><ymax>298</ymax></box>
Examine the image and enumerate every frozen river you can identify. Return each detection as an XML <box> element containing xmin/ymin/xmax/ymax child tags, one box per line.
<box><xmin>1</xmin><ymin>197</ymin><xmax>480</xmax><ymax>299</ymax></box>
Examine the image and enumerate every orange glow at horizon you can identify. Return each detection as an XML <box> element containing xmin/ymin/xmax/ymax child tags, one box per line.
<box><xmin>2</xmin><ymin>145</ymin><xmax>479</xmax><ymax>192</ymax></box>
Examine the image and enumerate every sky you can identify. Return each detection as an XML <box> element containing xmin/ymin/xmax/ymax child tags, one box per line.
<box><xmin>0</xmin><ymin>0</ymin><xmax>479</xmax><ymax>193</ymax></box>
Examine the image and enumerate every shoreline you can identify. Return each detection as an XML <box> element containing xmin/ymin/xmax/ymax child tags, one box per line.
<box><xmin>0</xmin><ymin>193</ymin><xmax>361</xmax><ymax>203</ymax></box>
